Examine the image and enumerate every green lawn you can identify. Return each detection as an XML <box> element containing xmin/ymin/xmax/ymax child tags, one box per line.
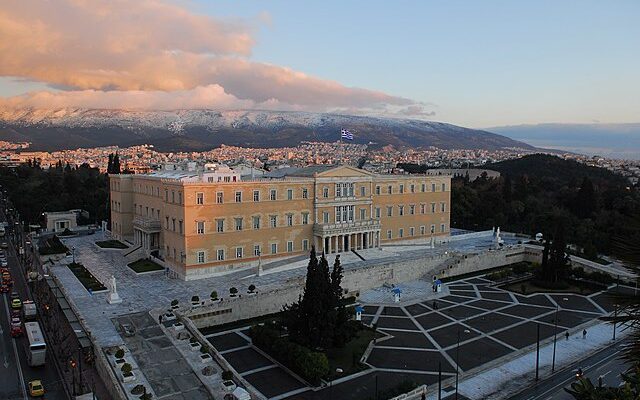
<box><xmin>68</xmin><ymin>262</ymin><xmax>107</xmax><ymax>292</ymax></box>
<box><xmin>127</xmin><ymin>258</ymin><xmax>164</xmax><ymax>273</ymax></box>
<box><xmin>95</xmin><ymin>240</ymin><xmax>128</xmax><ymax>249</ymax></box>
<box><xmin>324</xmin><ymin>327</ymin><xmax>378</xmax><ymax>379</ymax></box>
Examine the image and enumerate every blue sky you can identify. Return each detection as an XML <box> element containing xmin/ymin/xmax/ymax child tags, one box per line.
<box><xmin>2</xmin><ymin>0</ymin><xmax>638</xmax><ymax>128</ymax></box>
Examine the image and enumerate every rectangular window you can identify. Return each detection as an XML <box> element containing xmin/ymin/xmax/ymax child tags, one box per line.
<box><xmin>172</xmin><ymin>218</ymin><xmax>176</xmax><ymax>231</ymax></box>
<box><xmin>196</xmin><ymin>192</ymin><xmax>204</xmax><ymax>205</ymax></box>
<box><xmin>252</xmin><ymin>216</ymin><xmax>260</xmax><ymax>230</ymax></box>
<box><xmin>335</xmin><ymin>206</ymin><xmax>342</xmax><ymax>223</ymax></box>
<box><xmin>431</xmin><ymin>203</ymin><xmax>436</xmax><ymax>213</ymax></box>
<box><xmin>410</xmin><ymin>227</ymin><xmax>415</xmax><ymax>236</ymax></box>
<box><xmin>399</xmin><ymin>228</ymin><xmax>404</xmax><ymax>238</ymax></box>
<box><xmin>165</xmin><ymin>189</ymin><xmax>169</xmax><ymax>201</ymax></box>
<box><xmin>270</xmin><ymin>189</ymin><xmax>277</xmax><ymax>201</ymax></box>
<box><xmin>399</xmin><ymin>205</ymin><xmax>404</xmax><ymax>216</ymax></box>
<box><xmin>235</xmin><ymin>218</ymin><xmax>243</xmax><ymax>231</ymax></box>
<box><xmin>302</xmin><ymin>212</ymin><xmax>309</xmax><ymax>225</ymax></box>
<box><xmin>179</xmin><ymin>220</ymin><xmax>183</xmax><ymax>234</ymax></box>
<box><xmin>286</xmin><ymin>214</ymin><xmax>293</xmax><ymax>226</ymax></box>
<box><xmin>271</xmin><ymin>243</ymin><xmax>277</xmax><ymax>254</ymax></box>
<box><xmin>287</xmin><ymin>189</ymin><xmax>293</xmax><ymax>200</ymax></box>
<box><xmin>360</xmin><ymin>186</ymin><xmax>366</xmax><ymax>196</ymax></box>
<box><xmin>409</xmin><ymin>205</ymin><xmax>415</xmax><ymax>215</ymax></box>
<box><xmin>323</xmin><ymin>187</ymin><xmax>329</xmax><ymax>198</ymax></box>
<box><xmin>410</xmin><ymin>184</ymin><xmax>415</xmax><ymax>193</ymax></box>
<box><xmin>165</xmin><ymin>216</ymin><xmax>169</xmax><ymax>229</ymax></box>
<box><xmin>253</xmin><ymin>190</ymin><xmax>260</xmax><ymax>202</ymax></box>
<box><xmin>216</xmin><ymin>219</ymin><xmax>224</xmax><ymax>233</ymax></box>
<box><xmin>270</xmin><ymin>215</ymin><xmax>277</xmax><ymax>228</ymax></box>
<box><xmin>375</xmin><ymin>207</ymin><xmax>381</xmax><ymax>218</ymax></box>
<box><xmin>441</xmin><ymin>202</ymin><xmax>446</xmax><ymax>212</ymax></box>
<box><xmin>388</xmin><ymin>185</ymin><xmax>393</xmax><ymax>194</ymax></box>
<box><xmin>442</xmin><ymin>183</ymin><xmax>446</xmax><ymax>192</ymax></box>
<box><xmin>302</xmin><ymin>188</ymin><xmax>308</xmax><ymax>199</ymax></box>
<box><xmin>421</xmin><ymin>183</ymin><xmax>426</xmax><ymax>192</ymax></box>
<box><xmin>172</xmin><ymin>191</ymin><xmax>175</xmax><ymax>203</ymax></box>
<box><xmin>420</xmin><ymin>226</ymin><xmax>426</xmax><ymax>235</ymax></box>
<box><xmin>217</xmin><ymin>249</ymin><xmax>225</xmax><ymax>261</ymax></box>
<box><xmin>399</xmin><ymin>184</ymin><xmax>404</xmax><ymax>194</ymax></box>
<box><xmin>387</xmin><ymin>206</ymin><xmax>393</xmax><ymax>217</ymax></box>
<box><xmin>375</xmin><ymin>186</ymin><xmax>381</xmax><ymax>195</ymax></box>
<box><xmin>441</xmin><ymin>223</ymin><xmax>446</xmax><ymax>233</ymax></box>
<box><xmin>323</xmin><ymin>212</ymin><xmax>329</xmax><ymax>223</ymax></box>
<box><xmin>178</xmin><ymin>192</ymin><xmax>182</xmax><ymax>204</ymax></box>
<box><xmin>431</xmin><ymin>224</ymin><xmax>436</xmax><ymax>234</ymax></box>
<box><xmin>235</xmin><ymin>191</ymin><xmax>242</xmax><ymax>203</ymax></box>
<box><xmin>287</xmin><ymin>241</ymin><xmax>293</xmax><ymax>252</ymax></box>
<box><xmin>387</xmin><ymin>230</ymin><xmax>392</xmax><ymax>239</ymax></box>
<box><xmin>236</xmin><ymin>247</ymin><xmax>243</xmax><ymax>259</ymax></box>
<box><xmin>302</xmin><ymin>239</ymin><xmax>309</xmax><ymax>251</ymax></box>
<box><xmin>254</xmin><ymin>245</ymin><xmax>261</xmax><ymax>256</ymax></box>
<box><xmin>360</xmin><ymin>208</ymin><xmax>366</xmax><ymax>220</ymax></box>
<box><xmin>420</xmin><ymin>204</ymin><xmax>426</xmax><ymax>214</ymax></box>
<box><xmin>432</xmin><ymin>183</ymin><xmax>436</xmax><ymax>192</ymax></box>
<box><xmin>197</xmin><ymin>251</ymin><xmax>205</xmax><ymax>264</ymax></box>
<box><xmin>336</xmin><ymin>183</ymin><xmax>342</xmax><ymax>198</ymax></box>
<box><xmin>216</xmin><ymin>192</ymin><xmax>223</xmax><ymax>204</ymax></box>
<box><xmin>348</xmin><ymin>205</ymin><xmax>354</xmax><ymax>221</ymax></box>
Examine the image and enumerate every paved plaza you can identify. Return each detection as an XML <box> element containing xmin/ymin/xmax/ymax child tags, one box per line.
<box><xmin>196</xmin><ymin>275</ymin><xmax>623</xmax><ymax>400</ymax></box>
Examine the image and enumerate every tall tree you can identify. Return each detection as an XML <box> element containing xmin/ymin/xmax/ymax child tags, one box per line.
<box><xmin>575</xmin><ymin>177</ymin><xmax>597</xmax><ymax>218</ymax></box>
<box><xmin>112</xmin><ymin>153</ymin><xmax>121</xmax><ymax>174</ymax></box>
<box><xmin>107</xmin><ymin>153</ymin><xmax>114</xmax><ymax>174</ymax></box>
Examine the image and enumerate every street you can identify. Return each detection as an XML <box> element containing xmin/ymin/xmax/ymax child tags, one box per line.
<box><xmin>0</xmin><ymin>206</ymin><xmax>68</xmax><ymax>399</ymax></box>
<box><xmin>511</xmin><ymin>339</ymin><xmax>630</xmax><ymax>400</ymax></box>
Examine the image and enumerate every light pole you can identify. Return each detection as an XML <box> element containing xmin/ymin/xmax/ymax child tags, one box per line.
<box><xmin>72</xmin><ymin>246</ymin><xmax>76</xmax><ymax>264</ymax></box>
<box><xmin>613</xmin><ymin>304</ymin><xmax>618</xmax><ymax>341</ymax></box>
<box><xmin>552</xmin><ymin>297</ymin><xmax>568</xmax><ymax>373</ymax></box>
<box><xmin>455</xmin><ymin>328</ymin><xmax>470</xmax><ymax>399</ymax></box>
<box><xmin>330</xmin><ymin>367</ymin><xmax>343</xmax><ymax>397</ymax></box>
<box><xmin>535</xmin><ymin>323</ymin><xmax>541</xmax><ymax>380</ymax></box>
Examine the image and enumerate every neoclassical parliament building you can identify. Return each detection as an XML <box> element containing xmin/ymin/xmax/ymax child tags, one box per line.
<box><xmin>109</xmin><ymin>163</ymin><xmax>451</xmax><ymax>279</ymax></box>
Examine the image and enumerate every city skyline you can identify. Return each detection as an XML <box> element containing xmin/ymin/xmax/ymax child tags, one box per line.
<box><xmin>0</xmin><ymin>0</ymin><xmax>638</xmax><ymax>127</ymax></box>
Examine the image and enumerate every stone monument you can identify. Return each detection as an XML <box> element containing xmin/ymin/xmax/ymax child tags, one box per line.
<box><xmin>107</xmin><ymin>275</ymin><xmax>122</xmax><ymax>304</ymax></box>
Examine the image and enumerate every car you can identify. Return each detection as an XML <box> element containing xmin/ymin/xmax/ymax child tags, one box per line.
<box><xmin>11</xmin><ymin>298</ymin><xmax>21</xmax><ymax>309</ymax></box>
<box><xmin>10</xmin><ymin>291</ymin><xmax>19</xmax><ymax>299</ymax></box>
<box><xmin>0</xmin><ymin>242</ymin><xmax>7</xmax><ymax>249</ymax></box>
<box><xmin>0</xmin><ymin>260</ymin><xmax>7</xmax><ymax>267</ymax></box>
<box><xmin>28</xmin><ymin>380</ymin><xmax>44</xmax><ymax>397</ymax></box>
<box><xmin>120</xmin><ymin>322</ymin><xmax>136</xmax><ymax>337</ymax></box>
<box><xmin>10</xmin><ymin>317</ymin><xmax>22</xmax><ymax>337</ymax></box>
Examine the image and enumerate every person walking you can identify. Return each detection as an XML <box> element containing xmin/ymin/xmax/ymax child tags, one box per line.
<box><xmin>565</xmin><ymin>331</ymin><xmax>570</xmax><ymax>341</ymax></box>
<box><xmin>583</xmin><ymin>329</ymin><xmax>587</xmax><ymax>339</ymax></box>
<box><xmin>158</xmin><ymin>314</ymin><xmax>163</xmax><ymax>324</ymax></box>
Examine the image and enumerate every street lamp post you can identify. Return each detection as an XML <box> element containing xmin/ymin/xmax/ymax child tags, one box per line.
<box><xmin>330</xmin><ymin>368</ymin><xmax>343</xmax><ymax>397</ymax></box>
<box><xmin>613</xmin><ymin>304</ymin><xmax>618</xmax><ymax>341</ymax></box>
<box><xmin>438</xmin><ymin>361</ymin><xmax>442</xmax><ymax>400</ymax></box>
<box><xmin>535</xmin><ymin>323</ymin><xmax>541</xmax><ymax>381</ymax></box>
<box><xmin>455</xmin><ymin>328</ymin><xmax>470</xmax><ymax>399</ymax></box>
<box><xmin>552</xmin><ymin>297</ymin><xmax>568</xmax><ymax>373</ymax></box>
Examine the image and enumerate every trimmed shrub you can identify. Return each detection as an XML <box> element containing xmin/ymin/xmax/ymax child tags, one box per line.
<box><xmin>171</xmin><ymin>299</ymin><xmax>178</xmax><ymax>307</ymax></box>
<box><xmin>200</xmin><ymin>344</ymin><xmax>209</xmax><ymax>354</ymax></box>
<box><xmin>115</xmin><ymin>349</ymin><xmax>125</xmax><ymax>359</ymax></box>
<box><xmin>121</xmin><ymin>363</ymin><xmax>132</xmax><ymax>374</ymax></box>
<box><xmin>210</xmin><ymin>290</ymin><xmax>218</xmax><ymax>301</ymax></box>
<box><xmin>248</xmin><ymin>284</ymin><xmax>256</xmax><ymax>293</ymax></box>
<box><xmin>250</xmin><ymin>325</ymin><xmax>329</xmax><ymax>385</ymax></box>
<box><xmin>229</xmin><ymin>287</ymin><xmax>238</xmax><ymax>296</ymax></box>
<box><xmin>191</xmin><ymin>295</ymin><xmax>199</xmax><ymax>303</ymax></box>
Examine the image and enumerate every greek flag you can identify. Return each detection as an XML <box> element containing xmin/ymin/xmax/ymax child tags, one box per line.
<box><xmin>341</xmin><ymin>129</ymin><xmax>354</xmax><ymax>140</ymax></box>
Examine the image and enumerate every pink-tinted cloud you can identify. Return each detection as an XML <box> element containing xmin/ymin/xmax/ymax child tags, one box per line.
<box><xmin>0</xmin><ymin>0</ymin><xmax>430</xmax><ymax>116</ymax></box>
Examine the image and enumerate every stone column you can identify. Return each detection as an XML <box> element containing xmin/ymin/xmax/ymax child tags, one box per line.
<box><xmin>327</xmin><ymin>236</ymin><xmax>332</xmax><ymax>254</ymax></box>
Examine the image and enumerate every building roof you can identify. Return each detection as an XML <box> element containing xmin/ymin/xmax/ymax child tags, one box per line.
<box><xmin>262</xmin><ymin>165</ymin><xmax>336</xmax><ymax>178</ymax></box>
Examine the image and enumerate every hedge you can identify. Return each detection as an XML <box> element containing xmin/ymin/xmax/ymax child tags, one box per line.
<box><xmin>250</xmin><ymin>325</ymin><xmax>329</xmax><ymax>385</ymax></box>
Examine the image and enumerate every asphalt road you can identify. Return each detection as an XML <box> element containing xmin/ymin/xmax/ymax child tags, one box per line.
<box><xmin>0</xmin><ymin>210</ymin><xmax>68</xmax><ymax>399</ymax></box>
<box><xmin>511</xmin><ymin>339</ymin><xmax>630</xmax><ymax>400</ymax></box>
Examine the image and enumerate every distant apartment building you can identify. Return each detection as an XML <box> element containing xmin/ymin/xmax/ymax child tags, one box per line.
<box><xmin>109</xmin><ymin>163</ymin><xmax>451</xmax><ymax>280</ymax></box>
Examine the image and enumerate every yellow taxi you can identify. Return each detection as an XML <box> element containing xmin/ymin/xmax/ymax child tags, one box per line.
<box><xmin>11</xmin><ymin>297</ymin><xmax>22</xmax><ymax>309</ymax></box>
<box><xmin>28</xmin><ymin>380</ymin><xmax>45</xmax><ymax>397</ymax></box>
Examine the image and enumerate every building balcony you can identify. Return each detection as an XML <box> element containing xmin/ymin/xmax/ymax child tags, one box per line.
<box><xmin>313</xmin><ymin>218</ymin><xmax>381</xmax><ymax>236</ymax></box>
<box><xmin>133</xmin><ymin>215</ymin><xmax>162</xmax><ymax>233</ymax></box>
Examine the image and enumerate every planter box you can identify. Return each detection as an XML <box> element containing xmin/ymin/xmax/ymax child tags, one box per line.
<box><xmin>121</xmin><ymin>371</ymin><xmax>136</xmax><ymax>383</ymax></box>
<box><xmin>114</xmin><ymin>358</ymin><xmax>126</xmax><ymax>367</ymax></box>
<box><xmin>200</xmin><ymin>354</ymin><xmax>212</xmax><ymax>363</ymax></box>
<box><xmin>164</xmin><ymin>312</ymin><xmax>176</xmax><ymax>321</ymax></box>
<box><xmin>171</xmin><ymin>305</ymin><xmax>179</xmax><ymax>310</ymax></box>
<box><xmin>173</xmin><ymin>323</ymin><xmax>184</xmax><ymax>331</ymax></box>
<box><xmin>190</xmin><ymin>342</ymin><xmax>202</xmax><ymax>352</ymax></box>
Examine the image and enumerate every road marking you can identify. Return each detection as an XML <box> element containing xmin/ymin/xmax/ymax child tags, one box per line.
<box><xmin>2</xmin><ymin>293</ymin><xmax>28</xmax><ymax>400</ymax></box>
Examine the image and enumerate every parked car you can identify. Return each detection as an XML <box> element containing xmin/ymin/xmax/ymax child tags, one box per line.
<box><xmin>10</xmin><ymin>317</ymin><xmax>22</xmax><ymax>337</ymax></box>
<box><xmin>120</xmin><ymin>322</ymin><xmax>135</xmax><ymax>337</ymax></box>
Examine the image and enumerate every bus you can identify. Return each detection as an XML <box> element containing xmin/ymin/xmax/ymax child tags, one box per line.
<box><xmin>24</xmin><ymin>322</ymin><xmax>46</xmax><ymax>366</ymax></box>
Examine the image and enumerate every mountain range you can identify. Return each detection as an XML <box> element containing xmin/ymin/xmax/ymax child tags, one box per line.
<box><xmin>0</xmin><ymin>108</ymin><xmax>534</xmax><ymax>152</ymax></box>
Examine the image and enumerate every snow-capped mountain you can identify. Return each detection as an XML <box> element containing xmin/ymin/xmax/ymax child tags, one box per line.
<box><xmin>0</xmin><ymin>108</ymin><xmax>534</xmax><ymax>152</ymax></box>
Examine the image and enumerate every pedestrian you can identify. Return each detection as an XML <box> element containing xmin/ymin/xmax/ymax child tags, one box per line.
<box><xmin>583</xmin><ymin>329</ymin><xmax>587</xmax><ymax>339</ymax></box>
<box><xmin>421</xmin><ymin>391</ymin><xmax>426</xmax><ymax>400</ymax></box>
<box><xmin>565</xmin><ymin>331</ymin><xmax>570</xmax><ymax>341</ymax></box>
<box><xmin>158</xmin><ymin>314</ymin><xmax>162</xmax><ymax>324</ymax></box>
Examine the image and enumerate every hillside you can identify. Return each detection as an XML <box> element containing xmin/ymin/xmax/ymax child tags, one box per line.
<box><xmin>0</xmin><ymin>109</ymin><xmax>534</xmax><ymax>152</ymax></box>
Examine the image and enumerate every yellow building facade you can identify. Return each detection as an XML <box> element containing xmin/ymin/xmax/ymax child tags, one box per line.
<box><xmin>110</xmin><ymin>165</ymin><xmax>451</xmax><ymax>279</ymax></box>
